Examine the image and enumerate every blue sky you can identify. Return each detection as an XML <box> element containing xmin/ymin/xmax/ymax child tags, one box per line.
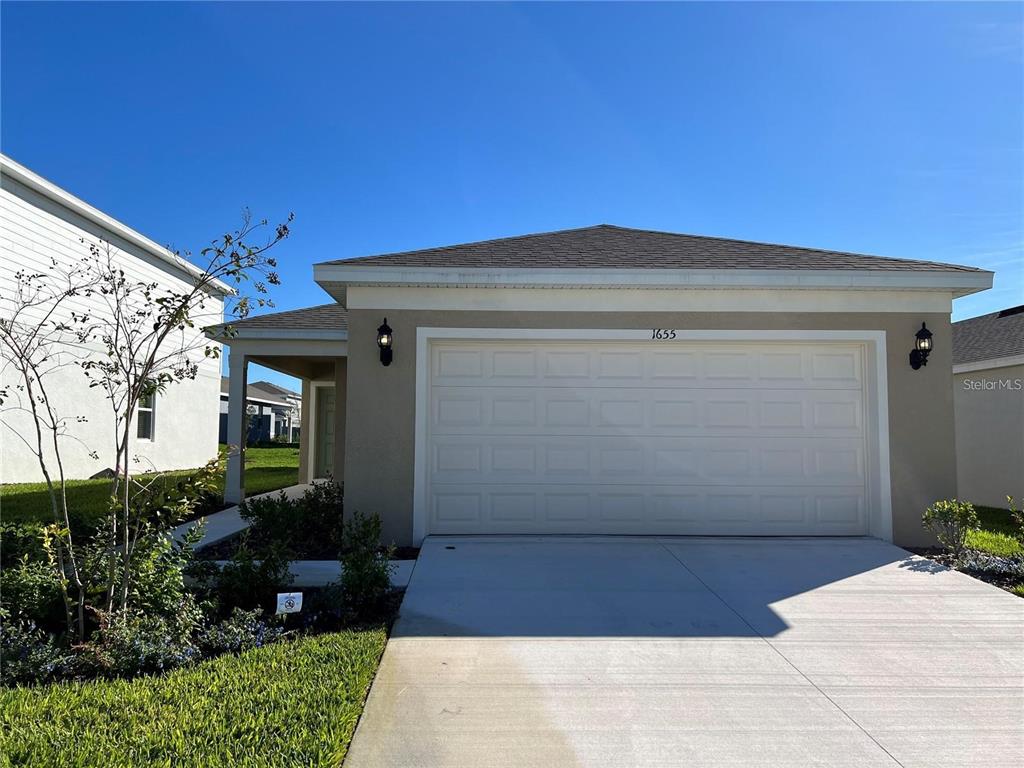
<box><xmin>3</xmin><ymin>1</ymin><xmax>1021</xmax><ymax>391</ymax></box>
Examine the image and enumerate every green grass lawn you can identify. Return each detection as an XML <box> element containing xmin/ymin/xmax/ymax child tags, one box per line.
<box><xmin>0</xmin><ymin>446</ymin><xmax>300</xmax><ymax>531</ymax></box>
<box><xmin>966</xmin><ymin>505</ymin><xmax>1022</xmax><ymax>558</ymax></box>
<box><xmin>0</xmin><ymin>626</ymin><xmax>387</xmax><ymax>767</ymax></box>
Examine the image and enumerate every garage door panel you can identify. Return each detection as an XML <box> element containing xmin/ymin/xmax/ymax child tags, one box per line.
<box><xmin>426</xmin><ymin>340</ymin><xmax>871</xmax><ymax>536</ymax></box>
<box><xmin>428</xmin><ymin>483</ymin><xmax>867</xmax><ymax>535</ymax></box>
<box><xmin>430</xmin><ymin>436</ymin><xmax>866</xmax><ymax>487</ymax></box>
<box><xmin>431</xmin><ymin>387</ymin><xmax>865</xmax><ymax>437</ymax></box>
<box><xmin>430</xmin><ymin>342</ymin><xmax>863</xmax><ymax>390</ymax></box>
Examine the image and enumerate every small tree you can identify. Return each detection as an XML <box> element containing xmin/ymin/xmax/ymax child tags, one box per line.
<box><xmin>922</xmin><ymin>499</ymin><xmax>979</xmax><ymax>560</ymax></box>
<box><xmin>1</xmin><ymin>210</ymin><xmax>291</xmax><ymax>639</ymax></box>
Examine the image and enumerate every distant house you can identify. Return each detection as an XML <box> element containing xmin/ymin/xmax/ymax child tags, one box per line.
<box><xmin>952</xmin><ymin>306</ymin><xmax>1024</xmax><ymax>509</ymax></box>
<box><xmin>219</xmin><ymin>378</ymin><xmax>300</xmax><ymax>444</ymax></box>
<box><xmin>0</xmin><ymin>154</ymin><xmax>227</xmax><ymax>481</ymax></box>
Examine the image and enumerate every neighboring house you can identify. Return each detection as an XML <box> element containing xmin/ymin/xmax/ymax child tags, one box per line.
<box><xmin>218</xmin><ymin>377</ymin><xmax>301</xmax><ymax>444</ymax></box>
<box><xmin>0</xmin><ymin>154</ymin><xmax>227</xmax><ymax>481</ymax></box>
<box><xmin>208</xmin><ymin>224</ymin><xmax>993</xmax><ymax>547</ymax></box>
<box><xmin>952</xmin><ymin>306</ymin><xmax>1024</xmax><ymax>509</ymax></box>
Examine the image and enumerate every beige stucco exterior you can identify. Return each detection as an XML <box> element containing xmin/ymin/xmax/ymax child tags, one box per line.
<box><xmin>342</xmin><ymin>308</ymin><xmax>958</xmax><ymax>548</ymax></box>
<box><xmin>954</xmin><ymin>363</ymin><xmax>1024</xmax><ymax>509</ymax></box>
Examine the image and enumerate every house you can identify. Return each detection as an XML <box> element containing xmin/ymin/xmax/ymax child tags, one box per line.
<box><xmin>219</xmin><ymin>377</ymin><xmax>301</xmax><ymax>444</ymax></box>
<box><xmin>952</xmin><ymin>306</ymin><xmax>1024</xmax><ymax>509</ymax></box>
<box><xmin>208</xmin><ymin>225</ymin><xmax>993</xmax><ymax>547</ymax></box>
<box><xmin>0</xmin><ymin>154</ymin><xmax>227</xmax><ymax>481</ymax></box>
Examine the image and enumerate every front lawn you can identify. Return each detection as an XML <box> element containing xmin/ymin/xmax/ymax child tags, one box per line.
<box><xmin>0</xmin><ymin>626</ymin><xmax>387</xmax><ymax>767</ymax></box>
<box><xmin>0</xmin><ymin>445</ymin><xmax>300</xmax><ymax>531</ymax></box>
<box><xmin>966</xmin><ymin>506</ymin><xmax>1022</xmax><ymax>558</ymax></box>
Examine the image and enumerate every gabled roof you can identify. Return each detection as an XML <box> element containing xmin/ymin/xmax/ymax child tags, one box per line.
<box><xmin>219</xmin><ymin>376</ymin><xmax>292</xmax><ymax>406</ymax></box>
<box><xmin>250</xmin><ymin>380</ymin><xmax>300</xmax><ymax>399</ymax></box>
<box><xmin>321</xmin><ymin>224</ymin><xmax>984</xmax><ymax>273</ymax></box>
<box><xmin>953</xmin><ymin>305</ymin><xmax>1024</xmax><ymax>366</ymax></box>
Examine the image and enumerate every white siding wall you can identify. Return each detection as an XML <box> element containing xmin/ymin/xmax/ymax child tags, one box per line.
<box><xmin>0</xmin><ymin>173</ymin><xmax>223</xmax><ymax>482</ymax></box>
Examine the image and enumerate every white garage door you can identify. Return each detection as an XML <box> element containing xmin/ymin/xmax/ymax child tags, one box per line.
<box><xmin>426</xmin><ymin>340</ymin><xmax>870</xmax><ymax>536</ymax></box>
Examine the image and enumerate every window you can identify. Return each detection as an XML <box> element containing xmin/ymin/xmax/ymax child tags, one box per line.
<box><xmin>137</xmin><ymin>393</ymin><xmax>155</xmax><ymax>440</ymax></box>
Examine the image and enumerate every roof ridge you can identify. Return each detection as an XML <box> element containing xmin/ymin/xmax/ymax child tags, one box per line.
<box><xmin>322</xmin><ymin>224</ymin><xmax>983</xmax><ymax>273</ymax></box>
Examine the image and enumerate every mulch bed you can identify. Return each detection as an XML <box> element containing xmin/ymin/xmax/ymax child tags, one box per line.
<box><xmin>905</xmin><ymin>547</ymin><xmax>1024</xmax><ymax>595</ymax></box>
<box><xmin>195</xmin><ymin>533</ymin><xmax>419</xmax><ymax>562</ymax></box>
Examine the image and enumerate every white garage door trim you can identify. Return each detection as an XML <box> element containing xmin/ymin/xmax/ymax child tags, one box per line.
<box><xmin>413</xmin><ymin>328</ymin><xmax>892</xmax><ymax>544</ymax></box>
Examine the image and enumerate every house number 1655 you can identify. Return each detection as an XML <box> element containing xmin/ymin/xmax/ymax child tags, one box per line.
<box><xmin>651</xmin><ymin>329</ymin><xmax>677</xmax><ymax>340</ymax></box>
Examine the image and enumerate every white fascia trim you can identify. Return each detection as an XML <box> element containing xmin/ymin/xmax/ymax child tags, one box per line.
<box><xmin>345</xmin><ymin>286</ymin><xmax>954</xmax><ymax>313</ymax></box>
<box><xmin>315</xmin><ymin>263</ymin><xmax>992</xmax><ymax>296</ymax></box>
<box><xmin>208</xmin><ymin>327</ymin><xmax>348</xmax><ymax>341</ymax></box>
<box><xmin>1</xmin><ymin>153</ymin><xmax>233</xmax><ymax>296</ymax></box>
<box><xmin>953</xmin><ymin>354</ymin><xmax>1024</xmax><ymax>374</ymax></box>
<box><xmin>412</xmin><ymin>327</ymin><xmax>893</xmax><ymax>545</ymax></box>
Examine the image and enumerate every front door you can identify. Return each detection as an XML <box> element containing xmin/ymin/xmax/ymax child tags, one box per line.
<box><xmin>315</xmin><ymin>386</ymin><xmax>336</xmax><ymax>479</ymax></box>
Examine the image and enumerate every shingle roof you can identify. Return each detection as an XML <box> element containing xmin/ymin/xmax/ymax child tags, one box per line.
<box><xmin>322</xmin><ymin>224</ymin><xmax>983</xmax><ymax>273</ymax></box>
<box><xmin>219</xmin><ymin>376</ymin><xmax>291</xmax><ymax>405</ymax></box>
<box><xmin>222</xmin><ymin>303</ymin><xmax>348</xmax><ymax>331</ymax></box>
<box><xmin>249</xmin><ymin>381</ymin><xmax>300</xmax><ymax>399</ymax></box>
<box><xmin>953</xmin><ymin>306</ymin><xmax>1024</xmax><ymax>366</ymax></box>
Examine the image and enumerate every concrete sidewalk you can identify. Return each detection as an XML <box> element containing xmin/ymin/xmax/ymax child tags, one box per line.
<box><xmin>345</xmin><ymin>536</ymin><xmax>1024</xmax><ymax>768</ymax></box>
<box><xmin>172</xmin><ymin>483</ymin><xmax>314</xmax><ymax>548</ymax></box>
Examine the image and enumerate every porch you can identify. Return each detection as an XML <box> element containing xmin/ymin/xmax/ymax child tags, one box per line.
<box><xmin>206</xmin><ymin>304</ymin><xmax>348</xmax><ymax>504</ymax></box>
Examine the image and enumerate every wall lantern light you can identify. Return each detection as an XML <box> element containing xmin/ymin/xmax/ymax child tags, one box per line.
<box><xmin>377</xmin><ymin>318</ymin><xmax>393</xmax><ymax>366</ymax></box>
<box><xmin>909</xmin><ymin>322</ymin><xmax>933</xmax><ymax>370</ymax></box>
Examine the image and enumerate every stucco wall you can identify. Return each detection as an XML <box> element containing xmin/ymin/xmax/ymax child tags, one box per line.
<box><xmin>343</xmin><ymin>308</ymin><xmax>957</xmax><ymax>548</ymax></box>
<box><xmin>1</xmin><ymin>169</ymin><xmax>223</xmax><ymax>482</ymax></box>
<box><xmin>954</xmin><ymin>363</ymin><xmax>1024</xmax><ymax>509</ymax></box>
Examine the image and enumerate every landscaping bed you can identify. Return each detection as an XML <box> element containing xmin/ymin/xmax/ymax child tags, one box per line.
<box><xmin>911</xmin><ymin>503</ymin><xmax>1024</xmax><ymax>597</ymax></box>
<box><xmin>0</xmin><ymin>626</ymin><xmax>389</xmax><ymax>767</ymax></box>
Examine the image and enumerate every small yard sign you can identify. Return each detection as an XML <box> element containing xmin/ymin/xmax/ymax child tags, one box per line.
<box><xmin>276</xmin><ymin>592</ymin><xmax>303</xmax><ymax>614</ymax></box>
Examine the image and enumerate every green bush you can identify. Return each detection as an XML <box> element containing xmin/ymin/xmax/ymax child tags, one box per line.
<box><xmin>204</xmin><ymin>542</ymin><xmax>294</xmax><ymax>617</ymax></box>
<box><xmin>83</xmin><ymin>611</ymin><xmax>201</xmax><ymax>679</ymax></box>
<box><xmin>240</xmin><ymin>481</ymin><xmax>344</xmax><ymax>558</ymax></box>
<box><xmin>0</xmin><ymin>521</ymin><xmax>46</xmax><ymax>568</ymax></box>
<box><xmin>197</xmin><ymin>608</ymin><xmax>286</xmax><ymax>656</ymax></box>
<box><xmin>923</xmin><ymin>499</ymin><xmax>979</xmax><ymax>559</ymax></box>
<box><xmin>340</xmin><ymin>511</ymin><xmax>395</xmax><ymax>621</ymax></box>
<box><xmin>0</xmin><ymin>556</ymin><xmax>65</xmax><ymax>627</ymax></box>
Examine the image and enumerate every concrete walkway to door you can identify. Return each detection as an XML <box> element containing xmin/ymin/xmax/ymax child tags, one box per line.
<box><xmin>345</xmin><ymin>536</ymin><xmax>1023</xmax><ymax>768</ymax></box>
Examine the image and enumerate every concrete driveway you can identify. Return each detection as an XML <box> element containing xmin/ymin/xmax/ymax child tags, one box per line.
<box><xmin>346</xmin><ymin>537</ymin><xmax>1024</xmax><ymax>768</ymax></box>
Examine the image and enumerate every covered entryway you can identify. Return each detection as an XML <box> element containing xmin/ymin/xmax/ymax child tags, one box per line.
<box><xmin>421</xmin><ymin>335</ymin><xmax>888</xmax><ymax>537</ymax></box>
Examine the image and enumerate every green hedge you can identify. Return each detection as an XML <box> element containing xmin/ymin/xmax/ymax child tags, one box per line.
<box><xmin>0</xmin><ymin>627</ymin><xmax>387</xmax><ymax>767</ymax></box>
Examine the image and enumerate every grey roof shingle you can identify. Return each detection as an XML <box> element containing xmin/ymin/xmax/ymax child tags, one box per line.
<box><xmin>321</xmin><ymin>224</ymin><xmax>984</xmax><ymax>272</ymax></box>
<box><xmin>222</xmin><ymin>303</ymin><xmax>348</xmax><ymax>331</ymax></box>
<box><xmin>953</xmin><ymin>306</ymin><xmax>1024</xmax><ymax>365</ymax></box>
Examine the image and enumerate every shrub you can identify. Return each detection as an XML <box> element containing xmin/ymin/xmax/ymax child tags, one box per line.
<box><xmin>0</xmin><ymin>618</ymin><xmax>78</xmax><ymax>686</ymax></box>
<box><xmin>0</xmin><ymin>521</ymin><xmax>46</xmax><ymax>568</ymax></box>
<box><xmin>0</xmin><ymin>556</ymin><xmax>65</xmax><ymax>628</ymax></box>
<box><xmin>240</xmin><ymin>480</ymin><xmax>344</xmax><ymax>558</ymax></box>
<box><xmin>83</xmin><ymin>611</ymin><xmax>201</xmax><ymax>679</ymax></box>
<box><xmin>1009</xmin><ymin>497</ymin><xmax>1024</xmax><ymax>543</ymax></box>
<box><xmin>923</xmin><ymin>499</ymin><xmax>979</xmax><ymax>559</ymax></box>
<box><xmin>209</xmin><ymin>542</ymin><xmax>294</xmax><ymax>617</ymax></box>
<box><xmin>340</xmin><ymin>511</ymin><xmax>395</xmax><ymax>621</ymax></box>
<box><xmin>197</xmin><ymin>608</ymin><xmax>286</xmax><ymax>656</ymax></box>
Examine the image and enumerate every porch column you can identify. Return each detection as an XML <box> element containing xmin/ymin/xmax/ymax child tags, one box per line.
<box><xmin>224</xmin><ymin>351</ymin><xmax>248</xmax><ymax>504</ymax></box>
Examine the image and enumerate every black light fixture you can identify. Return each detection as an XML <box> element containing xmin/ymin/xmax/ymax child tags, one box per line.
<box><xmin>377</xmin><ymin>318</ymin><xmax>393</xmax><ymax>366</ymax></box>
<box><xmin>909</xmin><ymin>322</ymin><xmax>933</xmax><ymax>370</ymax></box>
